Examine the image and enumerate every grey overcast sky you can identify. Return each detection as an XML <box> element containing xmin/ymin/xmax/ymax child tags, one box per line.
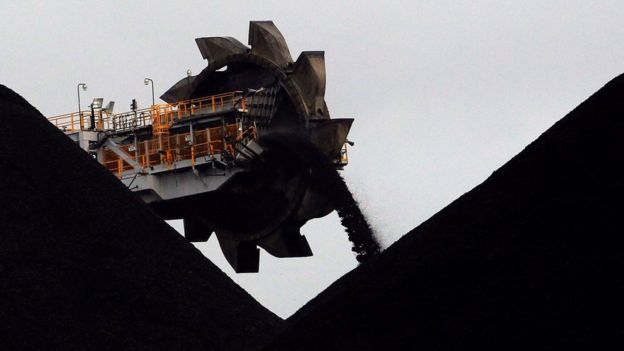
<box><xmin>3</xmin><ymin>1</ymin><xmax>624</xmax><ymax>318</ymax></box>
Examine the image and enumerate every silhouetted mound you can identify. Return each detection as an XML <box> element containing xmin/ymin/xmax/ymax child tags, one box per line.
<box><xmin>266</xmin><ymin>74</ymin><xmax>624</xmax><ymax>350</ymax></box>
<box><xmin>0</xmin><ymin>84</ymin><xmax>282</xmax><ymax>350</ymax></box>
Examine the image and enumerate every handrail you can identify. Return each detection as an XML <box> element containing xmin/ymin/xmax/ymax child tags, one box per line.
<box><xmin>47</xmin><ymin>90</ymin><xmax>253</xmax><ymax>178</ymax></box>
<box><xmin>46</xmin><ymin>90</ymin><xmax>246</xmax><ymax>133</ymax></box>
<box><xmin>101</xmin><ymin>123</ymin><xmax>255</xmax><ymax>178</ymax></box>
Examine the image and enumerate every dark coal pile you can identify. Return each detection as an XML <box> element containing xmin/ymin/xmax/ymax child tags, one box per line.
<box><xmin>266</xmin><ymin>74</ymin><xmax>624</xmax><ymax>351</ymax></box>
<box><xmin>0</xmin><ymin>84</ymin><xmax>283</xmax><ymax>350</ymax></box>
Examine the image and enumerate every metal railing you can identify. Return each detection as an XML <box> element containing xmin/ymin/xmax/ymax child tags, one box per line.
<box><xmin>47</xmin><ymin>111</ymin><xmax>90</xmax><ymax>131</ymax></box>
<box><xmin>47</xmin><ymin>91</ymin><xmax>246</xmax><ymax>133</ymax></box>
<box><xmin>102</xmin><ymin>123</ymin><xmax>252</xmax><ymax>177</ymax></box>
<box><xmin>48</xmin><ymin>90</ymin><xmax>254</xmax><ymax>178</ymax></box>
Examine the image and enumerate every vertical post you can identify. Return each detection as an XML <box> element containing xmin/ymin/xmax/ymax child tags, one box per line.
<box><xmin>98</xmin><ymin>109</ymin><xmax>104</xmax><ymax>130</ymax></box>
<box><xmin>144</xmin><ymin>140</ymin><xmax>150</xmax><ymax>167</ymax></box>
<box><xmin>191</xmin><ymin>144</ymin><xmax>196</xmax><ymax>167</ymax></box>
<box><xmin>206</xmin><ymin>128</ymin><xmax>212</xmax><ymax>156</ymax></box>
<box><xmin>90</xmin><ymin>103</ymin><xmax>96</xmax><ymax>130</ymax></box>
<box><xmin>134</xmin><ymin>134</ymin><xmax>139</xmax><ymax>166</ymax></box>
<box><xmin>190</xmin><ymin>122</ymin><xmax>195</xmax><ymax>168</ymax></box>
<box><xmin>221</xmin><ymin>117</ymin><xmax>228</xmax><ymax>155</ymax></box>
<box><xmin>77</xmin><ymin>83</ymin><xmax>87</xmax><ymax>128</ymax></box>
<box><xmin>186</xmin><ymin>69</ymin><xmax>192</xmax><ymax>117</ymax></box>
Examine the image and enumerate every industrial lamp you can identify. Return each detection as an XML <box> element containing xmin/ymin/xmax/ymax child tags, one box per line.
<box><xmin>77</xmin><ymin>83</ymin><xmax>87</xmax><ymax>116</ymax></box>
<box><xmin>144</xmin><ymin>78</ymin><xmax>154</xmax><ymax>106</ymax></box>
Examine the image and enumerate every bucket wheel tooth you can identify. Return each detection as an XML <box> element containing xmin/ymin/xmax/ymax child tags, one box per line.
<box><xmin>257</xmin><ymin>225</ymin><xmax>313</xmax><ymax>258</ymax></box>
<box><xmin>248</xmin><ymin>21</ymin><xmax>293</xmax><ymax>68</ymax></box>
<box><xmin>215</xmin><ymin>233</ymin><xmax>260</xmax><ymax>273</ymax></box>
<box><xmin>183</xmin><ymin>217</ymin><xmax>213</xmax><ymax>242</ymax></box>
<box><xmin>291</xmin><ymin>51</ymin><xmax>328</xmax><ymax>118</ymax></box>
<box><xmin>159</xmin><ymin>75</ymin><xmax>198</xmax><ymax>103</ymax></box>
<box><xmin>195</xmin><ymin>37</ymin><xmax>249</xmax><ymax>68</ymax></box>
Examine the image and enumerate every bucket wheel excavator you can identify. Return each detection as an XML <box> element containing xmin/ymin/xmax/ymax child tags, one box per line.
<box><xmin>48</xmin><ymin>21</ymin><xmax>373</xmax><ymax>272</ymax></box>
<box><xmin>155</xmin><ymin>21</ymin><xmax>355</xmax><ymax>272</ymax></box>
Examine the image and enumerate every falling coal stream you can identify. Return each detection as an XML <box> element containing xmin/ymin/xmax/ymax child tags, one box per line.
<box><xmin>268</xmin><ymin>134</ymin><xmax>381</xmax><ymax>262</ymax></box>
<box><xmin>319</xmin><ymin>166</ymin><xmax>381</xmax><ymax>262</ymax></box>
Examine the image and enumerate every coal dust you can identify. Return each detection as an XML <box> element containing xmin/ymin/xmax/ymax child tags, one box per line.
<box><xmin>294</xmin><ymin>136</ymin><xmax>381</xmax><ymax>262</ymax></box>
<box><xmin>323</xmin><ymin>169</ymin><xmax>381</xmax><ymax>262</ymax></box>
<box><xmin>263</xmin><ymin>133</ymin><xmax>382</xmax><ymax>262</ymax></box>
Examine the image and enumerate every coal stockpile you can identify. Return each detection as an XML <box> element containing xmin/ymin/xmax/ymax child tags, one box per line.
<box><xmin>266</xmin><ymin>73</ymin><xmax>624</xmax><ymax>351</ymax></box>
<box><xmin>0</xmin><ymin>85</ymin><xmax>282</xmax><ymax>350</ymax></box>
